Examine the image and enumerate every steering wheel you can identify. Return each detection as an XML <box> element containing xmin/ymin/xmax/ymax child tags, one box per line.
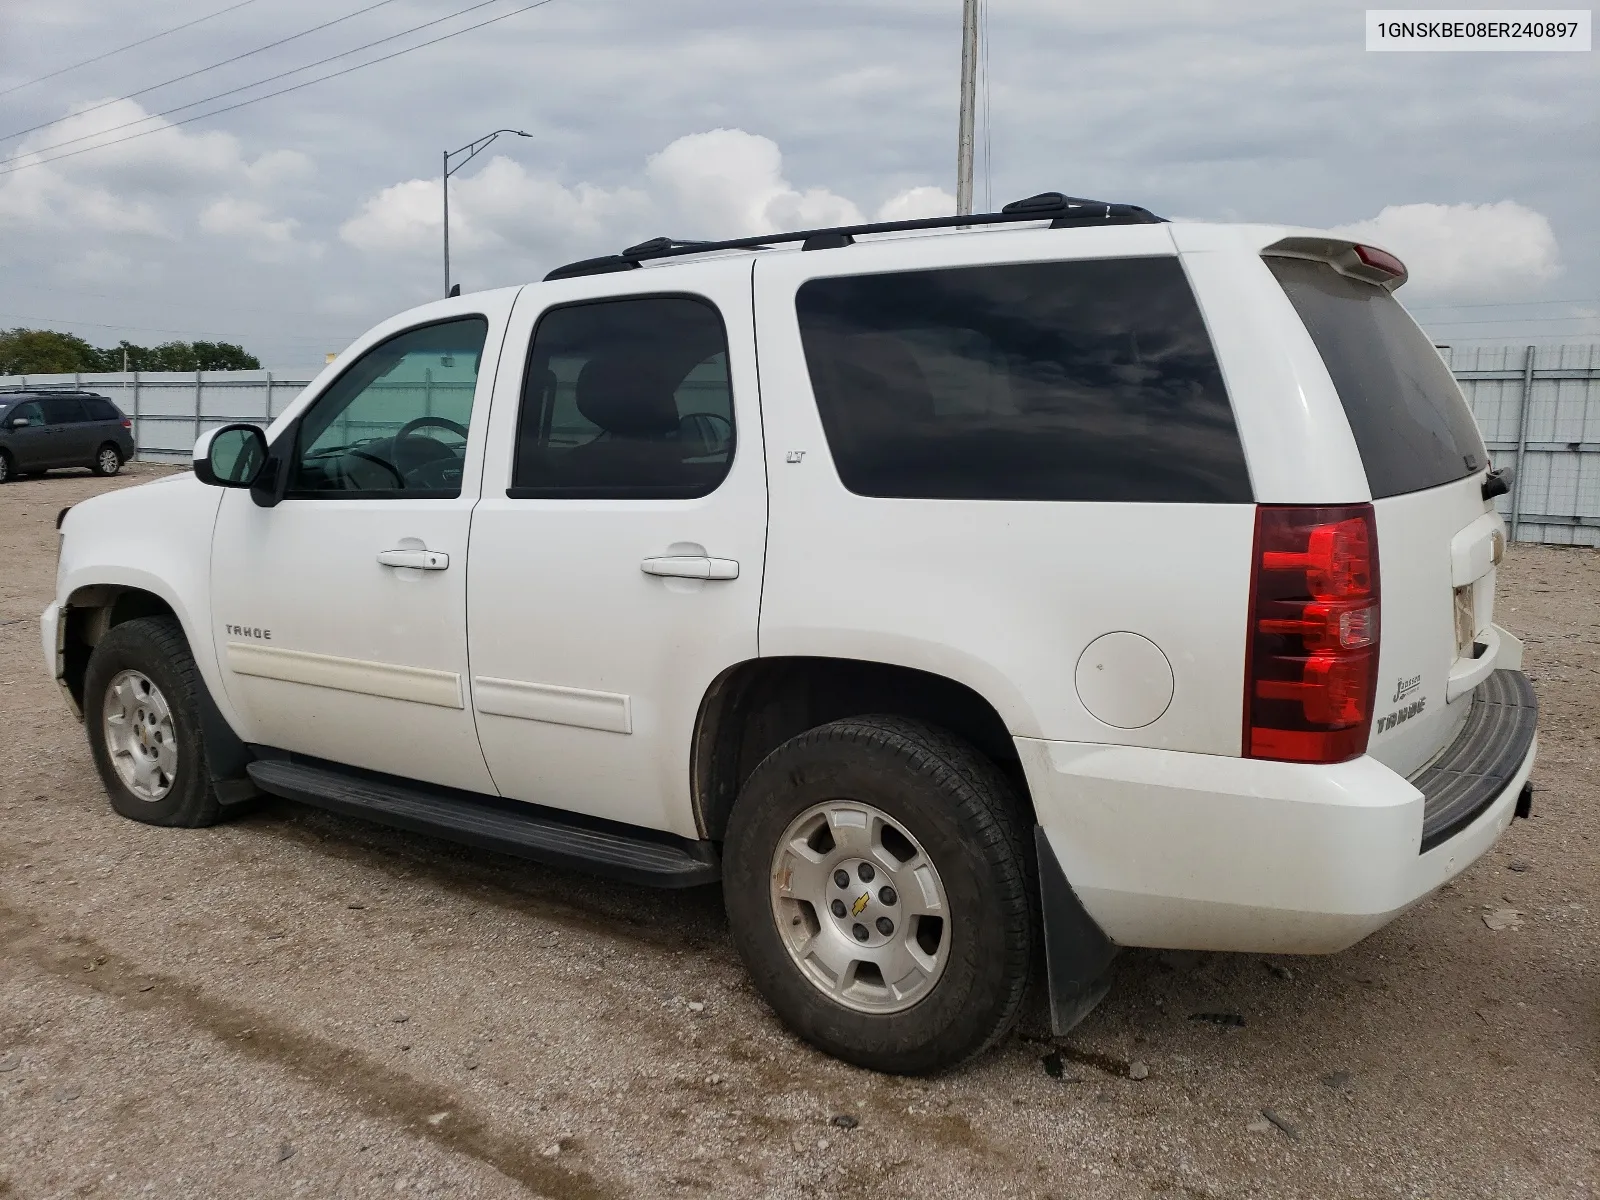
<box><xmin>392</xmin><ymin>415</ymin><xmax>469</xmax><ymax>482</ymax></box>
<box><xmin>396</xmin><ymin>415</ymin><xmax>469</xmax><ymax>443</ymax></box>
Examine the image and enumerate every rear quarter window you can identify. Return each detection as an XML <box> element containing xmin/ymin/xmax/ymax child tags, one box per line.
<box><xmin>794</xmin><ymin>257</ymin><xmax>1252</xmax><ymax>503</ymax></box>
<box><xmin>1266</xmin><ymin>256</ymin><xmax>1486</xmax><ymax>498</ymax></box>
<box><xmin>84</xmin><ymin>397</ymin><xmax>121</xmax><ymax>420</ymax></box>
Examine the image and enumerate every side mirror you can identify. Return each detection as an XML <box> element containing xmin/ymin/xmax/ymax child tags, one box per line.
<box><xmin>9</xmin><ymin>417</ymin><xmax>31</xmax><ymax>429</ymax></box>
<box><xmin>194</xmin><ymin>424</ymin><xmax>267</xmax><ymax>488</ymax></box>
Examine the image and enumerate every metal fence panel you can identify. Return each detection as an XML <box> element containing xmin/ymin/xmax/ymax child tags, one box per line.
<box><xmin>0</xmin><ymin>370</ymin><xmax>311</xmax><ymax>459</ymax></box>
<box><xmin>1445</xmin><ymin>344</ymin><xmax>1600</xmax><ymax>547</ymax></box>
<box><xmin>6</xmin><ymin>345</ymin><xmax>1600</xmax><ymax>545</ymax></box>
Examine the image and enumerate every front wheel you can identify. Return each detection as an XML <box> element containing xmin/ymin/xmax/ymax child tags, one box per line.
<box><xmin>0</xmin><ymin>452</ymin><xmax>11</xmax><ymax>483</ymax></box>
<box><xmin>723</xmin><ymin>715</ymin><xmax>1035</xmax><ymax>1075</ymax></box>
<box><xmin>84</xmin><ymin>616</ymin><xmax>222</xmax><ymax>827</ymax></box>
<box><xmin>92</xmin><ymin>444</ymin><xmax>124</xmax><ymax>476</ymax></box>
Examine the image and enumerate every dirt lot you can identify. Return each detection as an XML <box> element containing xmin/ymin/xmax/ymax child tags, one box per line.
<box><xmin>1</xmin><ymin>465</ymin><xmax>1596</xmax><ymax>1200</ymax></box>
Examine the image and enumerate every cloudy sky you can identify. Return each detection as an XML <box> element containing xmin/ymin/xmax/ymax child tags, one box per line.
<box><xmin>1</xmin><ymin>0</ymin><xmax>1595</xmax><ymax>372</ymax></box>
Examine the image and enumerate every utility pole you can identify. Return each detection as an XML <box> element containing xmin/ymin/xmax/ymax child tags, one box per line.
<box><xmin>442</xmin><ymin>148</ymin><xmax>450</xmax><ymax>299</ymax></box>
<box><xmin>956</xmin><ymin>0</ymin><xmax>979</xmax><ymax>216</ymax></box>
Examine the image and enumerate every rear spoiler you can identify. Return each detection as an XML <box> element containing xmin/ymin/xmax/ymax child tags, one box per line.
<box><xmin>1261</xmin><ymin>236</ymin><xmax>1408</xmax><ymax>292</ymax></box>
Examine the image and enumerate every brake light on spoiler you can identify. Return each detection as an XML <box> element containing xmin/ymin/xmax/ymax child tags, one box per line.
<box><xmin>1244</xmin><ymin>505</ymin><xmax>1381</xmax><ymax>764</ymax></box>
<box><xmin>1261</xmin><ymin>236</ymin><xmax>1408</xmax><ymax>291</ymax></box>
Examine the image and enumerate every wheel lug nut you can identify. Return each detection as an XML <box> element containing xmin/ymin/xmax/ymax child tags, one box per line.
<box><xmin>833</xmin><ymin>869</ymin><xmax>850</xmax><ymax>888</ymax></box>
<box><xmin>876</xmin><ymin>917</ymin><xmax>894</xmax><ymax>936</ymax></box>
<box><xmin>831</xmin><ymin>899</ymin><xmax>847</xmax><ymax>918</ymax></box>
<box><xmin>852</xmin><ymin>923</ymin><xmax>868</xmax><ymax>942</ymax></box>
<box><xmin>858</xmin><ymin>863</ymin><xmax>875</xmax><ymax>883</ymax></box>
<box><xmin>879</xmin><ymin>886</ymin><xmax>897</xmax><ymax>906</ymax></box>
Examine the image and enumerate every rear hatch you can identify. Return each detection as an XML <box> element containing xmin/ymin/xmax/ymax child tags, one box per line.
<box><xmin>1266</xmin><ymin>251</ymin><xmax>1504</xmax><ymax>778</ymax></box>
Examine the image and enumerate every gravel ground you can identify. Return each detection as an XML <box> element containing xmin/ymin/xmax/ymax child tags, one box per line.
<box><xmin>1</xmin><ymin>465</ymin><xmax>1596</xmax><ymax>1199</ymax></box>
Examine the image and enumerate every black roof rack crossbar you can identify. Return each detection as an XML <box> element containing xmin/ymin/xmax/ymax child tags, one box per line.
<box><xmin>0</xmin><ymin>384</ymin><xmax>104</xmax><ymax>394</ymax></box>
<box><xmin>545</xmin><ymin>192</ymin><xmax>1163</xmax><ymax>281</ymax></box>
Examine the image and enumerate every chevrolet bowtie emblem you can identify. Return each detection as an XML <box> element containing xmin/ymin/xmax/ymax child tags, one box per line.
<box><xmin>851</xmin><ymin>892</ymin><xmax>870</xmax><ymax>917</ymax></box>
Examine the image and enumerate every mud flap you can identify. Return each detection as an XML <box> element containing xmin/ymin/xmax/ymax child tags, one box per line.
<box><xmin>194</xmin><ymin>671</ymin><xmax>258</xmax><ymax>807</ymax></box>
<box><xmin>1035</xmin><ymin>825</ymin><xmax>1117</xmax><ymax>1036</ymax></box>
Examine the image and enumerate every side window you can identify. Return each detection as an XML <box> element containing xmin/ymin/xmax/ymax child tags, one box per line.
<box><xmin>10</xmin><ymin>401</ymin><xmax>44</xmax><ymax>426</ymax></box>
<box><xmin>510</xmin><ymin>296</ymin><xmax>734</xmax><ymax>499</ymax></box>
<box><xmin>795</xmin><ymin>258</ymin><xmax>1253</xmax><ymax>503</ymax></box>
<box><xmin>84</xmin><ymin>397</ymin><xmax>120</xmax><ymax>421</ymax></box>
<box><xmin>41</xmin><ymin>398</ymin><xmax>88</xmax><ymax>425</ymax></box>
<box><xmin>288</xmin><ymin>317</ymin><xmax>488</xmax><ymax>498</ymax></box>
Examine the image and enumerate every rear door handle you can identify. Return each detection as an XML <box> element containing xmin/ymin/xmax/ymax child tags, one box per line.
<box><xmin>640</xmin><ymin>555</ymin><xmax>739</xmax><ymax>580</ymax></box>
<box><xmin>378</xmin><ymin>549</ymin><xmax>449</xmax><ymax>571</ymax></box>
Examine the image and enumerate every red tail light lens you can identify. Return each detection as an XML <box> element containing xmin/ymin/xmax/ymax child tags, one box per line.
<box><xmin>1245</xmin><ymin>505</ymin><xmax>1380</xmax><ymax>763</ymax></box>
<box><xmin>1352</xmin><ymin>243</ymin><xmax>1406</xmax><ymax>279</ymax></box>
<box><xmin>121</xmin><ymin>418</ymin><xmax>133</xmax><ymax>429</ymax></box>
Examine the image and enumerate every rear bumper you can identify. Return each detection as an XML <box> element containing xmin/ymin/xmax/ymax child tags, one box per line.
<box><xmin>1019</xmin><ymin>670</ymin><xmax>1537</xmax><ymax>954</ymax></box>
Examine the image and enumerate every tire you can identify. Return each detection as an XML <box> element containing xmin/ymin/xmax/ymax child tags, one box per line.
<box><xmin>84</xmin><ymin>616</ymin><xmax>223</xmax><ymax>827</ymax></box>
<box><xmin>92</xmin><ymin>443</ymin><xmax>123</xmax><ymax>476</ymax></box>
<box><xmin>0</xmin><ymin>451</ymin><xmax>11</xmax><ymax>483</ymax></box>
<box><xmin>723</xmin><ymin>715</ymin><xmax>1034</xmax><ymax>1075</ymax></box>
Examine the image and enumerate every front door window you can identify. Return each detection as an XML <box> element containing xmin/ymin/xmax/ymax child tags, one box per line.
<box><xmin>289</xmin><ymin>317</ymin><xmax>489</xmax><ymax>497</ymax></box>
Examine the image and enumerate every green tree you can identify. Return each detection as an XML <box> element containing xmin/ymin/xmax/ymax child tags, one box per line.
<box><xmin>0</xmin><ymin>329</ymin><xmax>262</xmax><ymax>374</ymax></box>
<box><xmin>0</xmin><ymin>327</ymin><xmax>103</xmax><ymax>374</ymax></box>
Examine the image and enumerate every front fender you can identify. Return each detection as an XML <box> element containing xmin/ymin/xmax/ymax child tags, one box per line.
<box><xmin>53</xmin><ymin>474</ymin><xmax>238</xmax><ymax>732</ymax></box>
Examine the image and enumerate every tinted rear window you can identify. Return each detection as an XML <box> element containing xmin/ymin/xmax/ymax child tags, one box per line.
<box><xmin>41</xmin><ymin>397</ymin><xmax>87</xmax><ymax>424</ymax></box>
<box><xmin>795</xmin><ymin>257</ymin><xmax>1252</xmax><ymax>503</ymax></box>
<box><xmin>84</xmin><ymin>396</ymin><xmax>120</xmax><ymax>420</ymax></box>
<box><xmin>1267</xmin><ymin>257</ymin><xmax>1486</xmax><ymax>498</ymax></box>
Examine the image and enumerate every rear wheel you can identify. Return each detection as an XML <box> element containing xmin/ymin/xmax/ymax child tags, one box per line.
<box><xmin>723</xmin><ymin>715</ymin><xmax>1035</xmax><ymax>1074</ymax></box>
<box><xmin>92</xmin><ymin>443</ymin><xmax>123</xmax><ymax>476</ymax></box>
<box><xmin>84</xmin><ymin>616</ymin><xmax>222</xmax><ymax>827</ymax></box>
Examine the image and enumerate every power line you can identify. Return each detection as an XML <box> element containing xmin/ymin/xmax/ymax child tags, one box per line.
<box><xmin>0</xmin><ymin>0</ymin><xmax>405</xmax><ymax>146</ymax></box>
<box><xmin>0</xmin><ymin>310</ymin><xmax>356</xmax><ymax>340</ymax></box>
<box><xmin>0</xmin><ymin>0</ymin><xmax>262</xmax><ymax>99</ymax></box>
<box><xmin>0</xmin><ymin>0</ymin><xmax>559</xmax><ymax>178</ymax></box>
<box><xmin>7</xmin><ymin>0</ymin><xmax>505</xmax><ymax>165</ymax></box>
<box><xmin>1408</xmin><ymin>297</ymin><xmax>1600</xmax><ymax>311</ymax></box>
<box><xmin>1421</xmin><ymin>316</ymin><xmax>1600</xmax><ymax>327</ymax></box>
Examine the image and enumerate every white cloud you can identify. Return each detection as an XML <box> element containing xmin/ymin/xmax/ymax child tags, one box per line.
<box><xmin>339</xmin><ymin>178</ymin><xmax>442</xmax><ymax>254</ymax></box>
<box><xmin>875</xmin><ymin>186</ymin><xmax>956</xmax><ymax>222</ymax></box>
<box><xmin>200</xmin><ymin>198</ymin><xmax>299</xmax><ymax>246</ymax></box>
<box><xmin>1331</xmin><ymin>201</ymin><xmax>1561</xmax><ymax>300</ymax></box>
<box><xmin>339</xmin><ymin>128</ymin><xmax>958</xmax><ymax>273</ymax></box>
<box><xmin>645</xmin><ymin>129</ymin><xmax>864</xmax><ymax>235</ymax></box>
<box><xmin>0</xmin><ymin>100</ymin><xmax>310</xmax><ymax>245</ymax></box>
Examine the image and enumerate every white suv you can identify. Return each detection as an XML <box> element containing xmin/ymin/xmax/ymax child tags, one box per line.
<box><xmin>43</xmin><ymin>194</ymin><xmax>1538</xmax><ymax>1074</ymax></box>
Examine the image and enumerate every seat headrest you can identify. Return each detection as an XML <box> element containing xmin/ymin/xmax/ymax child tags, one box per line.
<box><xmin>575</xmin><ymin>357</ymin><xmax>680</xmax><ymax>437</ymax></box>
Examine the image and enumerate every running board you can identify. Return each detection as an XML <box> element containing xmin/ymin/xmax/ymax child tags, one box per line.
<box><xmin>245</xmin><ymin>758</ymin><xmax>720</xmax><ymax>888</ymax></box>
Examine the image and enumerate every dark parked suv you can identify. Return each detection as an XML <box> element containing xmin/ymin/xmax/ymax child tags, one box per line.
<box><xmin>0</xmin><ymin>391</ymin><xmax>135</xmax><ymax>483</ymax></box>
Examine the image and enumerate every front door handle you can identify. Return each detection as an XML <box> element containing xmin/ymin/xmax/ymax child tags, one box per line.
<box><xmin>641</xmin><ymin>555</ymin><xmax>739</xmax><ymax>580</ymax></box>
<box><xmin>378</xmin><ymin>548</ymin><xmax>449</xmax><ymax>571</ymax></box>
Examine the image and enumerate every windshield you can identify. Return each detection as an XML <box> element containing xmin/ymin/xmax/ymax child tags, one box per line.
<box><xmin>1267</xmin><ymin>256</ymin><xmax>1486</xmax><ymax>498</ymax></box>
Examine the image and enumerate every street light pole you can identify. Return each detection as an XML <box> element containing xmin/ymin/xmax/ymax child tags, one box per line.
<box><xmin>442</xmin><ymin>128</ymin><xmax>532</xmax><ymax>298</ymax></box>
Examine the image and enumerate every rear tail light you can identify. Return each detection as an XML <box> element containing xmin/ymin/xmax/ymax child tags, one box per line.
<box><xmin>121</xmin><ymin>418</ymin><xmax>133</xmax><ymax>429</ymax></box>
<box><xmin>1244</xmin><ymin>505</ymin><xmax>1380</xmax><ymax>763</ymax></box>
